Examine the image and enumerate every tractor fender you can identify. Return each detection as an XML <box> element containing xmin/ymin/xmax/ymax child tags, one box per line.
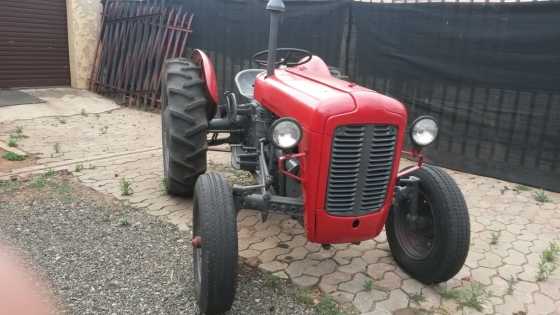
<box><xmin>191</xmin><ymin>49</ymin><xmax>219</xmax><ymax>106</ymax></box>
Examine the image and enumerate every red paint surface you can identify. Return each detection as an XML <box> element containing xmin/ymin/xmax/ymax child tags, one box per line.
<box><xmin>254</xmin><ymin>56</ymin><xmax>408</xmax><ymax>244</ymax></box>
<box><xmin>192</xmin><ymin>49</ymin><xmax>219</xmax><ymax>107</ymax></box>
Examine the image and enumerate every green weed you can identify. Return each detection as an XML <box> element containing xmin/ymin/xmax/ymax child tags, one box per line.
<box><xmin>410</xmin><ymin>292</ymin><xmax>426</xmax><ymax>305</ymax></box>
<box><xmin>533</xmin><ymin>190</ymin><xmax>551</xmax><ymax>203</ymax></box>
<box><xmin>2</xmin><ymin>151</ymin><xmax>25</xmax><ymax>161</ymax></box>
<box><xmin>7</xmin><ymin>136</ymin><xmax>17</xmax><ymax>147</ymax></box>
<box><xmin>513</xmin><ymin>184</ymin><xmax>531</xmax><ymax>193</ymax></box>
<box><xmin>294</xmin><ymin>288</ymin><xmax>314</xmax><ymax>305</ymax></box>
<box><xmin>537</xmin><ymin>242</ymin><xmax>560</xmax><ymax>281</ymax></box>
<box><xmin>74</xmin><ymin>164</ymin><xmax>84</xmax><ymax>172</ymax></box>
<box><xmin>120</xmin><ymin>177</ymin><xmax>133</xmax><ymax>196</ymax></box>
<box><xmin>81</xmin><ymin>108</ymin><xmax>87</xmax><ymax>116</ymax></box>
<box><xmin>439</xmin><ymin>283</ymin><xmax>490</xmax><ymax>312</ymax></box>
<box><xmin>490</xmin><ymin>232</ymin><xmax>500</xmax><ymax>245</ymax></box>
<box><xmin>53</xmin><ymin>143</ymin><xmax>61</xmax><ymax>154</ymax></box>
<box><xmin>262</xmin><ymin>273</ymin><xmax>281</xmax><ymax>289</ymax></box>
<box><xmin>314</xmin><ymin>295</ymin><xmax>344</xmax><ymax>315</ymax></box>
<box><xmin>363</xmin><ymin>279</ymin><xmax>373</xmax><ymax>291</ymax></box>
<box><xmin>56</xmin><ymin>117</ymin><xmax>67</xmax><ymax>124</ymax></box>
<box><xmin>118</xmin><ymin>218</ymin><xmax>130</xmax><ymax>227</ymax></box>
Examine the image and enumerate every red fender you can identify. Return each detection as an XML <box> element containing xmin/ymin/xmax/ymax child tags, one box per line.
<box><xmin>191</xmin><ymin>49</ymin><xmax>219</xmax><ymax>109</ymax></box>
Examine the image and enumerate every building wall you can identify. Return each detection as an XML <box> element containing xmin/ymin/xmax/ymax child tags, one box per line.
<box><xmin>66</xmin><ymin>0</ymin><xmax>102</xmax><ymax>89</ymax></box>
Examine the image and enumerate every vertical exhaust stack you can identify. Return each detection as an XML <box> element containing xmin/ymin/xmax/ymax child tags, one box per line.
<box><xmin>265</xmin><ymin>0</ymin><xmax>285</xmax><ymax>77</ymax></box>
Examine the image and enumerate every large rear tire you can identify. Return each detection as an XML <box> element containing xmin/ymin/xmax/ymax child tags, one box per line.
<box><xmin>192</xmin><ymin>173</ymin><xmax>238</xmax><ymax>315</ymax></box>
<box><xmin>161</xmin><ymin>58</ymin><xmax>211</xmax><ymax>197</ymax></box>
<box><xmin>386</xmin><ymin>165</ymin><xmax>470</xmax><ymax>284</ymax></box>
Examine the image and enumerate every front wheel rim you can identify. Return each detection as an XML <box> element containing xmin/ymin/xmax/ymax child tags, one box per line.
<box><xmin>394</xmin><ymin>191</ymin><xmax>436</xmax><ymax>260</ymax></box>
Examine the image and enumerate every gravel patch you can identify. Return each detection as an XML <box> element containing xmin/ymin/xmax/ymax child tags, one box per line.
<box><xmin>0</xmin><ymin>175</ymin><xmax>315</xmax><ymax>314</ymax></box>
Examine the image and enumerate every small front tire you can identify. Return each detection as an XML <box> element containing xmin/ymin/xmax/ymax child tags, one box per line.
<box><xmin>386</xmin><ymin>165</ymin><xmax>470</xmax><ymax>284</ymax></box>
<box><xmin>192</xmin><ymin>173</ymin><xmax>238</xmax><ymax>315</ymax></box>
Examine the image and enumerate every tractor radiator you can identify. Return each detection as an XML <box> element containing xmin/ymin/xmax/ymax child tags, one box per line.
<box><xmin>326</xmin><ymin>124</ymin><xmax>397</xmax><ymax>216</ymax></box>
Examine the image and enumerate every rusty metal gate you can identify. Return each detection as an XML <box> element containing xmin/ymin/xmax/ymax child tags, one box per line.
<box><xmin>90</xmin><ymin>0</ymin><xmax>194</xmax><ymax>110</ymax></box>
<box><xmin>0</xmin><ymin>0</ymin><xmax>71</xmax><ymax>88</ymax></box>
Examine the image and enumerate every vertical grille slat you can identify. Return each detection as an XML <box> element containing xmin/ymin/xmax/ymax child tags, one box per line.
<box><xmin>326</xmin><ymin>124</ymin><xmax>397</xmax><ymax>216</ymax></box>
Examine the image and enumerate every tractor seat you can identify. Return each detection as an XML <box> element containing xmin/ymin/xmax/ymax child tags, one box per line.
<box><xmin>234</xmin><ymin>69</ymin><xmax>265</xmax><ymax>99</ymax></box>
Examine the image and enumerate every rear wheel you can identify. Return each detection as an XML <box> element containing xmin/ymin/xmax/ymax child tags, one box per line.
<box><xmin>161</xmin><ymin>58</ymin><xmax>211</xmax><ymax>197</ymax></box>
<box><xmin>386</xmin><ymin>165</ymin><xmax>470</xmax><ymax>284</ymax></box>
<box><xmin>192</xmin><ymin>173</ymin><xmax>238</xmax><ymax>315</ymax></box>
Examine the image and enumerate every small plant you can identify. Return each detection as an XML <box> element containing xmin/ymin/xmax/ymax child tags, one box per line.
<box><xmin>513</xmin><ymin>184</ymin><xmax>531</xmax><ymax>193</ymax></box>
<box><xmin>506</xmin><ymin>276</ymin><xmax>517</xmax><ymax>295</ymax></box>
<box><xmin>45</xmin><ymin>168</ymin><xmax>56</xmax><ymax>177</ymax></box>
<box><xmin>56</xmin><ymin>116</ymin><xmax>67</xmax><ymax>124</ymax></box>
<box><xmin>30</xmin><ymin>175</ymin><xmax>47</xmax><ymax>189</ymax></box>
<box><xmin>410</xmin><ymin>292</ymin><xmax>426</xmax><ymax>305</ymax></box>
<box><xmin>262</xmin><ymin>273</ymin><xmax>281</xmax><ymax>289</ymax></box>
<box><xmin>160</xmin><ymin>177</ymin><xmax>168</xmax><ymax>192</ymax></box>
<box><xmin>118</xmin><ymin>218</ymin><xmax>130</xmax><ymax>227</ymax></box>
<box><xmin>120</xmin><ymin>177</ymin><xmax>133</xmax><ymax>196</ymax></box>
<box><xmin>294</xmin><ymin>288</ymin><xmax>314</xmax><ymax>305</ymax></box>
<box><xmin>95</xmin><ymin>113</ymin><xmax>101</xmax><ymax>118</ymax></box>
<box><xmin>100</xmin><ymin>126</ymin><xmax>109</xmax><ymax>135</ymax></box>
<box><xmin>81</xmin><ymin>108</ymin><xmax>88</xmax><ymax>116</ymax></box>
<box><xmin>74</xmin><ymin>164</ymin><xmax>84</xmax><ymax>172</ymax></box>
<box><xmin>7</xmin><ymin>136</ymin><xmax>17</xmax><ymax>147</ymax></box>
<box><xmin>490</xmin><ymin>232</ymin><xmax>500</xmax><ymax>245</ymax></box>
<box><xmin>0</xmin><ymin>179</ymin><xmax>20</xmax><ymax>192</ymax></box>
<box><xmin>15</xmin><ymin>126</ymin><xmax>23</xmax><ymax>135</ymax></box>
<box><xmin>314</xmin><ymin>295</ymin><xmax>343</xmax><ymax>315</ymax></box>
<box><xmin>439</xmin><ymin>282</ymin><xmax>490</xmax><ymax>312</ymax></box>
<box><xmin>533</xmin><ymin>189</ymin><xmax>551</xmax><ymax>203</ymax></box>
<box><xmin>363</xmin><ymin>279</ymin><xmax>373</xmax><ymax>291</ymax></box>
<box><xmin>53</xmin><ymin>142</ymin><xmax>61</xmax><ymax>154</ymax></box>
<box><xmin>2</xmin><ymin>151</ymin><xmax>25</xmax><ymax>161</ymax></box>
<box><xmin>536</xmin><ymin>242</ymin><xmax>560</xmax><ymax>281</ymax></box>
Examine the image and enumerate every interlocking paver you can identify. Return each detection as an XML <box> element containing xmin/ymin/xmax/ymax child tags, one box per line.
<box><xmin>3</xmin><ymin>98</ymin><xmax>560</xmax><ymax>314</ymax></box>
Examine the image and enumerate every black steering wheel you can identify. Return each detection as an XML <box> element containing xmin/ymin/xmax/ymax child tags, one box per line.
<box><xmin>253</xmin><ymin>48</ymin><xmax>313</xmax><ymax>68</ymax></box>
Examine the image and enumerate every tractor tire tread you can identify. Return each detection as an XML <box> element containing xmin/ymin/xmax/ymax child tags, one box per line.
<box><xmin>194</xmin><ymin>173</ymin><xmax>237</xmax><ymax>314</ymax></box>
<box><xmin>161</xmin><ymin>58</ymin><xmax>210</xmax><ymax>197</ymax></box>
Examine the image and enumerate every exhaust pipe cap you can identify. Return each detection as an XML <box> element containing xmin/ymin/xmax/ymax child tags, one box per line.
<box><xmin>266</xmin><ymin>0</ymin><xmax>286</xmax><ymax>12</ymax></box>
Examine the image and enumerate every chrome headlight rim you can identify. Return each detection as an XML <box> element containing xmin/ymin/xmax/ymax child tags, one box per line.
<box><xmin>269</xmin><ymin>117</ymin><xmax>302</xmax><ymax>150</ymax></box>
<box><xmin>410</xmin><ymin>115</ymin><xmax>439</xmax><ymax>147</ymax></box>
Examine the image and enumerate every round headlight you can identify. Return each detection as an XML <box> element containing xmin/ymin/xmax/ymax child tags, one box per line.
<box><xmin>270</xmin><ymin>118</ymin><xmax>302</xmax><ymax>150</ymax></box>
<box><xmin>410</xmin><ymin>116</ymin><xmax>439</xmax><ymax>147</ymax></box>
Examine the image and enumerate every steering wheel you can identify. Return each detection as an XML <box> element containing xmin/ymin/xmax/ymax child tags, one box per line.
<box><xmin>253</xmin><ymin>48</ymin><xmax>313</xmax><ymax>68</ymax></box>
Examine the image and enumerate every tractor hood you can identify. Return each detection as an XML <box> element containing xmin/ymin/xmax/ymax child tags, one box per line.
<box><xmin>253</xmin><ymin>58</ymin><xmax>407</xmax><ymax>135</ymax></box>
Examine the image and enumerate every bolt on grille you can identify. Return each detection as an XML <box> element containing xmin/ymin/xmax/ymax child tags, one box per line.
<box><xmin>326</xmin><ymin>124</ymin><xmax>397</xmax><ymax>216</ymax></box>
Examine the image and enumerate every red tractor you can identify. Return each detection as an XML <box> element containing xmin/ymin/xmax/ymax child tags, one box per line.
<box><xmin>161</xmin><ymin>0</ymin><xmax>470</xmax><ymax>314</ymax></box>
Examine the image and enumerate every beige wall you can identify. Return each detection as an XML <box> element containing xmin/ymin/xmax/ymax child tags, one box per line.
<box><xmin>66</xmin><ymin>0</ymin><xmax>102</xmax><ymax>89</ymax></box>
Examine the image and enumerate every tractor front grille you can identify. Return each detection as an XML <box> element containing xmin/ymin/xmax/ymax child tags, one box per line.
<box><xmin>326</xmin><ymin>124</ymin><xmax>397</xmax><ymax>216</ymax></box>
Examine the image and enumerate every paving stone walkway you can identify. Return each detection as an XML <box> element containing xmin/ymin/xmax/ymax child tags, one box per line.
<box><xmin>1</xmin><ymin>90</ymin><xmax>560</xmax><ymax>314</ymax></box>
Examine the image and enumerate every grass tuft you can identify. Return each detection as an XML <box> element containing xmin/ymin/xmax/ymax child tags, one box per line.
<box><xmin>294</xmin><ymin>288</ymin><xmax>314</xmax><ymax>305</ymax></box>
<box><xmin>536</xmin><ymin>242</ymin><xmax>560</xmax><ymax>281</ymax></box>
<box><xmin>262</xmin><ymin>273</ymin><xmax>281</xmax><ymax>289</ymax></box>
<box><xmin>410</xmin><ymin>292</ymin><xmax>426</xmax><ymax>305</ymax></box>
<box><xmin>490</xmin><ymin>232</ymin><xmax>500</xmax><ymax>245</ymax></box>
<box><xmin>120</xmin><ymin>177</ymin><xmax>133</xmax><ymax>196</ymax></box>
<box><xmin>74</xmin><ymin>164</ymin><xmax>84</xmax><ymax>172</ymax></box>
<box><xmin>81</xmin><ymin>109</ymin><xmax>88</xmax><ymax>116</ymax></box>
<box><xmin>118</xmin><ymin>218</ymin><xmax>130</xmax><ymax>227</ymax></box>
<box><xmin>314</xmin><ymin>295</ymin><xmax>344</xmax><ymax>315</ymax></box>
<box><xmin>2</xmin><ymin>151</ymin><xmax>25</xmax><ymax>161</ymax></box>
<box><xmin>363</xmin><ymin>279</ymin><xmax>373</xmax><ymax>291</ymax></box>
<box><xmin>533</xmin><ymin>189</ymin><xmax>551</xmax><ymax>203</ymax></box>
<box><xmin>7</xmin><ymin>136</ymin><xmax>18</xmax><ymax>147</ymax></box>
<box><xmin>439</xmin><ymin>282</ymin><xmax>490</xmax><ymax>312</ymax></box>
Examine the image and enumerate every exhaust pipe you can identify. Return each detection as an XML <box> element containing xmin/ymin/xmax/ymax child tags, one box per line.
<box><xmin>265</xmin><ymin>0</ymin><xmax>285</xmax><ymax>77</ymax></box>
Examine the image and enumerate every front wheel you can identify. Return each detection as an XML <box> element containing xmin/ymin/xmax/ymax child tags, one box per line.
<box><xmin>192</xmin><ymin>173</ymin><xmax>238</xmax><ymax>314</ymax></box>
<box><xmin>386</xmin><ymin>165</ymin><xmax>470</xmax><ymax>284</ymax></box>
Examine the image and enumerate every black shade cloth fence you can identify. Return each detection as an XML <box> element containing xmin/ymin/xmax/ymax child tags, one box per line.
<box><xmin>111</xmin><ymin>0</ymin><xmax>560</xmax><ymax>191</ymax></box>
